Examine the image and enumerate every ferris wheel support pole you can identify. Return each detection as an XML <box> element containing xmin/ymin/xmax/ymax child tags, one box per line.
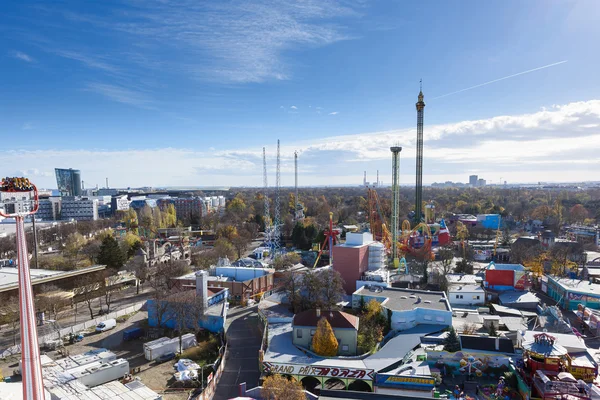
<box><xmin>15</xmin><ymin>215</ymin><xmax>45</xmax><ymax>400</ymax></box>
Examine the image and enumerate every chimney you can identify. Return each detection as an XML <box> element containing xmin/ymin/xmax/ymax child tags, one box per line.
<box><xmin>239</xmin><ymin>382</ymin><xmax>247</xmax><ymax>397</ymax></box>
<box><xmin>316</xmin><ymin>308</ymin><xmax>321</xmax><ymax>318</ymax></box>
<box><xmin>196</xmin><ymin>270</ymin><xmax>208</xmax><ymax>310</ymax></box>
<box><xmin>495</xmin><ymin>336</ymin><xmax>500</xmax><ymax>351</ymax></box>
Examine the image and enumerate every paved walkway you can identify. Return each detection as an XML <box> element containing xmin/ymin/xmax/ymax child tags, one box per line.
<box><xmin>214</xmin><ymin>306</ymin><xmax>262</xmax><ymax>400</ymax></box>
<box><xmin>0</xmin><ymin>286</ymin><xmax>152</xmax><ymax>349</ymax></box>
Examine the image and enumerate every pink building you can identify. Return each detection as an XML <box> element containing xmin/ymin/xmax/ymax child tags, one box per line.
<box><xmin>333</xmin><ymin>233</ymin><xmax>373</xmax><ymax>294</ymax></box>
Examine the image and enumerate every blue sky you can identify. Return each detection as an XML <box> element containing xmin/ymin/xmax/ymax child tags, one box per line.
<box><xmin>2</xmin><ymin>0</ymin><xmax>600</xmax><ymax>188</ymax></box>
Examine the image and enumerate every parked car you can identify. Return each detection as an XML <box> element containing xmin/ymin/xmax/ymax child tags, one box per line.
<box><xmin>95</xmin><ymin>318</ymin><xmax>116</xmax><ymax>333</ymax></box>
<box><xmin>156</xmin><ymin>352</ymin><xmax>176</xmax><ymax>364</ymax></box>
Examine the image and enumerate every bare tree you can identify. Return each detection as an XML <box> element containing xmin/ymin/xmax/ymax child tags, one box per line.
<box><xmin>169</xmin><ymin>288</ymin><xmax>206</xmax><ymax>352</ymax></box>
<box><xmin>319</xmin><ymin>269</ymin><xmax>345</xmax><ymax>310</ymax></box>
<box><xmin>232</xmin><ymin>234</ymin><xmax>251</xmax><ymax>259</ymax></box>
<box><xmin>128</xmin><ymin>257</ymin><xmax>149</xmax><ymax>294</ymax></box>
<box><xmin>104</xmin><ymin>271</ymin><xmax>121</xmax><ymax>313</ymax></box>
<box><xmin>147</xmin><ymin>262</ymin><xmax>187</xmax><ymax>328</ymax></box>
<box><xmin>282</xmin><ymin>271</ymin><xmax>301</xmax><ymax>313</ymax></box>
<box><xmin>36</xmin><ymin>284</ymin><xmax>69</xmax><ymax>321</ymax></box>
<box><xmin>74</xmin><ymin>274</ymin><xmax>104</xmax><ymax>319</ymax></box>
<box><xmin>0</xmin><ymin>297</ymin><xmax>20</xmax><ymax>345</ymax></box>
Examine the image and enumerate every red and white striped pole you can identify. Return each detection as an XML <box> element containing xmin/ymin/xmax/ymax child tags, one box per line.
<box><xmin>15</xmin><ymin>215</ymin><xmax>45</xmax><ymax>400</ymax></box>
<box><xmin>0</xmin><ymin>179</ymin><xmax>45</xmax><ymax>400</ymax></box>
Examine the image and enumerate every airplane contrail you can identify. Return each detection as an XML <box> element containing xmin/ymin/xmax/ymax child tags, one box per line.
<box><xmin>431</xmin><ymin>60</ymin><xmax>568</xmax><ymax>100</ymax></box>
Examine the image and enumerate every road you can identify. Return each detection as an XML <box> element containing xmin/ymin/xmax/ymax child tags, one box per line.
<box><xmin>214</xmin><ymin>306</ymin><xmax>262</xmax><ymax>400</ymax></box>
<box><xmin>0</xmin><ymin>285</ymin><xmax>153</xmax><ymax>350</ymax></box>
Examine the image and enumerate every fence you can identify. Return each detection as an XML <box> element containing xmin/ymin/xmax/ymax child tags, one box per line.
<box><xmin>192</xmin><ymin>343</ymin><xmax>228</xmax><ymax>400</ymax></box>
<box><xmin>0</xmin><ymin>301</ymin><xmax>147</xmax><ymax>359</ymax></box>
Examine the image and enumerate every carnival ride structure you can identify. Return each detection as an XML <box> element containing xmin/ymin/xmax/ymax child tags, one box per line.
<box><xmin>367</xmin><ymin>188</ymin><xmax>451</xmax><ymax>260</ymax></box>
<box><xmin>313</xmin><ymin>212</ymin><xmax>340</xmax><ymax>268</ymax></box>
<box><xmin>0</xmin><ymin>177</ymin><xmax>45</xmax><ymax>400</ymax></box>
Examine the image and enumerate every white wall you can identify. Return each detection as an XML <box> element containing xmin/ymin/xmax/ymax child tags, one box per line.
<box><xmin>448</xmin><ymin>290</ymin><xmax>484</xmax><ymax>306</ymax></box>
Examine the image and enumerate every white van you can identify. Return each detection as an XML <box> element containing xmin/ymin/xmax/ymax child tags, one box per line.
<box><xmin>95</xmin><ymin>318</ymin><xmax>116</xmax><ymax>333</ymax></box>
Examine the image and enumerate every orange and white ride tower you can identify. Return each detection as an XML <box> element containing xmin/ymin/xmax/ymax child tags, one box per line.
<box><xmin>0</xmin><ymin>177</ymin><xmax>45</xmax><ymax>399</ymax></box>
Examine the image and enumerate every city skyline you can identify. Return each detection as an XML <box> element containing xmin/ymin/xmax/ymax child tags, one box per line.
<box><xmin>2</xmin><ymin>1</ymin><xmax>599</xmax><ymax>187</ymax></box>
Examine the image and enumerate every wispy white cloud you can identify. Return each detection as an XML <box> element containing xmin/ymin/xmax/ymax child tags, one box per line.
<box><xmin>328</xmin><ymin>111</ymin><xmax>338</xmax><ymax>115</ymax></box>
<box><xmin>85</xmin><ymin>83</ymin><xmax>153</xmax><ymax>108</ymax></box>
<box><xmin>54</xmin><ymin>50</ymin><xmax>119</xmax><ymax>73</ymax></box>
<box><xmin>59</xmin><ymin>0</ymin><xmax>361</xmax><ymax>83</ymax></box>
<box><xmin>290</xmin><ymin>105</ymin><xmax>298</xmax><ymax>110</ymax></box>
<box><xmin>22</xmin><ymin>122</ymin><xmax>33</xmax><ymax>130</ymax></box>
<box><xmin>6</xmin><ymin>99</ymin><xmax>600</xmax><ymax>187</ymax></box>
<box><xmin>12</xmin><ymin>51</ymin><xmax>34</xmax><ymax>62</ymax></box>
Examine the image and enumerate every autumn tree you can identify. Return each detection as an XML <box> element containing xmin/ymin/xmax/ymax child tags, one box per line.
<box><xmin>213</xmin><ymin>238</ymin><xmax>236</xmax><ymax>260</ymax></box>
<box><xmin>191</xmin><ymin>249</ymin><xmax>219</xmax><ymax>269</ymax></box>
<box><xmin>531</xmin><ymin>205</ymin><xmax>555</xmax><ymax>221</ymax></box>
<box><xmin>123</xmin><ymin>208</ymin><xmax>139</xmax><ymax>233</ymax></box>
<box><xmin>357</xmin><ymin>299</ymin><xmax>385</xmax><ymax>353</ymax></box>
<box><xmin>569</xmin><ymin>204</ymin><xmax>589</xmax><ymax>224</ymax></box>
<box><xmin>272</xmin><ymin>252</ymin><xmax>301</xmax><ymax>271</ymax></box>
<box><xmin>122</xmin><ymin>232</ymin><xmax>142</xmax><ymax>258</ymax></box>
<box><xmin>64</xmin><ymin>232</ymin><xmax>87</xmax><ymax>266</ymax></box>
<box><xmin>443</xmin><ymin>327</ymin><xmax>461</xmax><ymax>352</ymax></box>
<box><xmin>262</xmin><ymin>374</ymin><xmax>305</xmax><ymax>400</ymax></box>
<box><xmin>216</xmin><ymin>225</ymin><xmax>238</xmax><ymax>241</ymax></box>
<box><xmin>312</xmin><ymin>318</ymin><xmax>338</xmax><ymax>356</ymax></box>
<box><xmin>164</xmin><ymin>203</ymin><xmax>177</xmax><ymax>227</ymax></box>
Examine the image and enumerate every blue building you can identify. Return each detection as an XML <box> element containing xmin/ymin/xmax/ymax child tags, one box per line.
<box><xmin>352</xmin><ymin>286</ymin><xmax>452</xmax><ymax>331</ymax></box>
<box><xmin>148</xmin><ymin>271</ymin><xmax>229</xmax><ymax>333</ymax></box>
<box><xmin>546</xmin><ymin>276</ymin><xmax>600</xmax><ymax>311</ymax></box>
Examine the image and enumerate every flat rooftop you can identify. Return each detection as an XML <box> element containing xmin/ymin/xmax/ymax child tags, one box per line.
<box><xmin>0</xmin><ymin>264</ymin><xmax>106</xmax><ymax>292</ymax></box>
<box><xmin>448</xmin><ymin>284</ymin><xmax>484</xmax><ymax>293</ymax></box>
<box><xmin>446</xmin><ymin>274</ymin><xmax>482</xmax><ymax>285</ymax></box>
<box><xmin>550</xmin><ymin>276</ymin><xmax>600</xmax><ymax>296</ymax></box>
<box><xmin>354</xmin><ymin>286</ymin><xmax>450</xmax><ymax>312</ymax></box>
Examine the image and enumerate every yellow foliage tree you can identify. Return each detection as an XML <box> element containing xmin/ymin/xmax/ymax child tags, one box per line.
<box><xmin>312</xmin><ymin>317</ymin><xmax>338</xmax><ymax>356</ymax></box>
<box><xmin>523</xmin><ymin>253</ymin><xmax>546</xmax><ymax>278</ymax></box>
<box><xmin>217</xmin><ymin>225</ymin><xmax>238</xmax><ymax>241</ymax></box>
<box><xmin>262</xmin><ymin>374</ymin><xmax>305</xmax><ymax>400</ymax></box>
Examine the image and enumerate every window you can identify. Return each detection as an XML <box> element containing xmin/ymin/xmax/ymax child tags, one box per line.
<box><xmin>310</xmin><ymin>329</ymin><xmax>316</xmax><ymax>336</ymax></box>
<box><xmin>297</xmin><ymin>329</ymin><xmax>302</xmax><ymax>339</ymax></box>
<box><xmin>342</xmin><ymin>345</ymin><xmax>349</xmax><ymax>351</ymax></box>
<box><xmin>423</xmin><ymin>315</ymin><xmax>432</xmax><ymax>321</ymax></box>
<box><xmin>456</xmin><ymin>294</ymin><xmax>463</xmax><ymax>299</ymax></box>
<box><xmin>473</xmin><ymin>295</ymin><xmax>480</xmax><ymax>300</ymax></box>
<box><xmin>436</xmin><ymin>316</ymin><xmax>445</xmax><ymax>322</ymax></box>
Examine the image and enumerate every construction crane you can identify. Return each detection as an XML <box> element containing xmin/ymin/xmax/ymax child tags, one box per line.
<box><xmin>313</xmin><ymin>212</ymin><xmax>340</xmax><ymax>268</ymax></box>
